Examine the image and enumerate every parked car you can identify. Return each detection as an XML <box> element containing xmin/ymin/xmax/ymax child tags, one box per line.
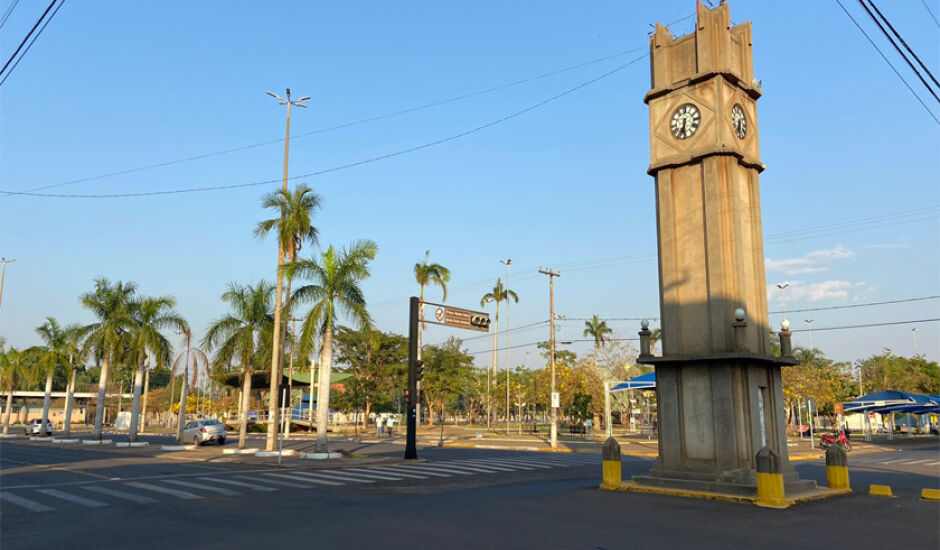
<box><xmin>182</xmin><ymin>419</ymin><xmax>227</xmax><ymax>446</ymax></box>
<box><xmin>30</xmin><ymin>418</ymin><xmax>53</xmax><ymax>436</ymax></box>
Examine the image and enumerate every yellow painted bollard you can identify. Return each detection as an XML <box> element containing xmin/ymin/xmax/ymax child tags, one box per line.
<box><xmin>755</xmin><ymin>446</ymin><xmax>788</xmax><ymax>508</ymax></box>
<box><xmin>600</xmin><ymin>437</ymin><xmax>621</xmax><ymax>489</ymax></box>
<box><xmin>825</xmin><ymin>444</ymin><xmax>850</xmax><ymax>490</ymax></box>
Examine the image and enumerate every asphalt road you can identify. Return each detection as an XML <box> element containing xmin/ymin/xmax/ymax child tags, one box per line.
<box><xmin>1</xmin><ymin>438</ymin><xmax>937</xmax><ymax>550</ymax></box>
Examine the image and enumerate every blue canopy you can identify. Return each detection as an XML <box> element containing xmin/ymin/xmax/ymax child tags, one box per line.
<box><xmin>844</xmin><ymin>390</ymin><xmax>940</xmax><ymax>415</ymax></box>
<box><xmin>611</xmin><ymin>371</ymin><xmax>656</xmax><ymax>392</ymax></box>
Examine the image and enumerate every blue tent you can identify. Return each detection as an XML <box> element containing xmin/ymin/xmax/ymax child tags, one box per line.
<box><xmin>844</xmin><ymin>390</ymin><xmax>940</xmax><ymax>415</ymax></box>
<box><xmin>611</xmin><ymin>371</ymin><xmax>656</xmax><ymax>392</ymax></box>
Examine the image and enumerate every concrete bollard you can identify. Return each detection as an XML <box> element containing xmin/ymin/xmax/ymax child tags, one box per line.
<box><xmin>825</xmin><ymin>444</ymin><xmax>850</xmax><ymax>490</ymax></box>
<box><xmin>755</xmin><ymin>446</ymin><xmax>788</xmax><ymax>508</ymax></box>
<box><xmin>600</xmin><ymin>437</ymin><xmax>622</xmax><ymax>489</ymax></box>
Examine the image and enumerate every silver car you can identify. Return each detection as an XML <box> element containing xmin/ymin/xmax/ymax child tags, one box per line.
<box><xmin>182</xmin><ymin>419</ymin><xmax>227</xmax><ymax>446</ymax></box>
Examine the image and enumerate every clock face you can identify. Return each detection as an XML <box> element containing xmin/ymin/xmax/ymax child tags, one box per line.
<box><xmin>670</xmin><ymin>104</ymin><xmax>700</xmax><ymax>140</ymax></box>
<box><xmin>731</xmin><ymin>104</ymin><xmax>747</xmax><ymax>139</ymax></box>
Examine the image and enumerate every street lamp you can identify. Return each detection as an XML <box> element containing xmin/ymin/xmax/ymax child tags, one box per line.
<box><xmin>0</xmin><ymin>257</ymin><xmax>15</xmax><ymax>309</ymax></box>
<box><xmin>175</xmin><ymin>329</ymin><xmax>191</xmax><ymax>444</ymax></box>
<box><xmin>804</xmin><ymin>319</ymin><xmax>814</xmax><ymax>349</ymax></box>
<box><xmin>500</xmin><ymin>258</ymin><xmax>512</xmax><ymax>435</ymax></box>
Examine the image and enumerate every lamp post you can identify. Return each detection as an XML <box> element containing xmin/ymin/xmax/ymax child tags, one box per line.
<box><xmin>805</xmin><ymin>319</ymin><xmax>814</xmax><ymax>349</ymax></box>
<box><xmin>775</xmin><ymin>282</ymin><xmax>790</xmax><ymax>322</ymax></box>
<box><xmin>175</xmin><ymin>330</ymin><xmax>191</xmax><ymax>445</ymax></box>
<box><xmin>500</xmin><ymin>258</ymin><xmax>512</xmax><ymax>434</ymax></box>
<box><xmin>0</xmin><ymin>257</ymin><xmax>15</xmax><ymax>309</ymax></box>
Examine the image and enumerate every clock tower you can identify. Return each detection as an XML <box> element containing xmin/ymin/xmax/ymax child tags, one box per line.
<box><xmin>635</xmin><ymin>3</ymin><xmax>812</xmax><ymax>496</ymax></box>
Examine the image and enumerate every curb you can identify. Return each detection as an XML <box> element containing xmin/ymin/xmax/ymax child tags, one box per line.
<box><xmin>442</xmin><ymin>442</ymin><xmax>576</xmax><ymax>453</ymax></box>
<box><xmin>52</xmin><ymin>438</ymin><xmax>80</xmax><ymax>444</ymax></box>
<box><xmin>789</xmin><ymin>454</ymin><xmax>825</xmax><ymax>461</ymax></box>
<box><xmin>300</xmin><ymin>451</ymin><xmax>342</xmax><ymax>460</ymax></box>
<box><xmin>255</xmin><ymin>449</ymin><xmax>297</xmax><ymax>458</ymax></box>
<box><xmin>922</xmin><ymin>488</ymin><xmax>940</xmax><ymax>501</ymax></box>
<box><xmin>222</xmin><ymin>448</ymin><xmax>257</xmax><ymax>455</ymax></box>
<box><xmin>115</xmin><ymin>442</ymin><xmax>150</xmax><ymax>448</ymax></box>
<box><xmin>869</xmin><ymin>484</ymin><xmax>894</xmax><ymax>497</ymax></box>
<box><xmin>82</xmin><ymin>439</ymin><xmax>113</xmax><ymax>445</ymax></box>
<box><xmin>28</xmin><ymin>437</ymin><xmax>54</xmax><ymax>442</ymax></box>
<box><xmin>161</xmin><ymin>444</ymin><xmax>197</xmax><ymax>451</ymax></box>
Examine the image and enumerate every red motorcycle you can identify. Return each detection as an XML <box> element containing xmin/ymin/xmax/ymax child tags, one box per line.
<box><xmin>819</xmin><ymin>429</ymin><xmax>852</xmax><ymax>452</ymax></box>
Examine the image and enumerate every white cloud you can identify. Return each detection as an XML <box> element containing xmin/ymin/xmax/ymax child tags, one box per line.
<box><xmin>867</xmin><ymin>243</ymin><xmax>912</xmax><ymax>249</ymax></box>
<box><xmin>767</xmin><ymin>280</ymin><xmax>865</xmax><ymax>305</ymax></box>
<box><xmin>765</xmin><ymin>246</ymin><xmax>854</xmax><ymax>275</ymax></box>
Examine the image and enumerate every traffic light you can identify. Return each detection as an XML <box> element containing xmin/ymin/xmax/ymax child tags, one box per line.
<box><xmin>415</xmin><ymin>360</ymin><xmax>425</xmax><ymax>382</ymax></box>
<box><xmin>470</xmin><ymin>313</ymin><xmax>491</xmax><ymax>330</ymax></box>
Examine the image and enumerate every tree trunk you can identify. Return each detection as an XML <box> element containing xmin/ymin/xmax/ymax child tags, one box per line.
<box><xmin>314</xmin><ymin>327</ymin><xmax>334</xmax><ymax>453</ymax></box>
<box><xmin>266</xmin><ymin>241</ymin><xmax>286</xmax><ymax>452</ymax></box>
<box><xmin>92</xmin><ymin>356</ymin><xmax>111</xmax><ymax>441</ymax></box>
<box><xmin>40</xmin><ymin>372</ymin><xmax>53</xmax><ymax>436</ymax></box>
<box><xmin>175</xmin><ymin>361</ymin><xmax>190</xmax><ymax>444</ymax></box>
<box><xmin>128</xmin><ymin>355</ymin><xmax>145</xmax><ymax>442</ymax></box>
<box><xmin>2</xmin><ymin>384</ymin><xmax>14</xmax><ymax>434</ymax></box>
<box><xmin>238</xmin><ymin>370</ymin><xmax>252</xmax><ymax>449</ymax></box>
<box><xmin>64</xmin><ymin>368</ymin><xmax>76</xmax><ymax>436</ymax></box>
<box><xmin>168</xmin><ymin>372</ymin><xmax>177</xmax><ymax>426</ymax></box>
<box><xmin>141</xmin><ymin>364</ymin><xmax>151</xmax><ymax>434</ymax></box>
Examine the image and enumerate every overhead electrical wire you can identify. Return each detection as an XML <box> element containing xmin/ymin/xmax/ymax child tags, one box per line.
<box><xmin>922</xmin><ymin>0</ymin><xmax>940</xmax><ymax>28</ymax></box>
<box><xmin>0</xmin><ymin>0</ymin><xmax>20</xmax><ymax>29</ymax></box>
<box><xmin>4</xmin><ymin>47</ymin><xmax>646</xmax><ymax>195</ymax></box>
<box><xmin>0</xmin><ymin>0</ymin><xmax>64</xmax><ymax>88</ymax></box>
<box><xmin>834</xmin><ymin>0</ymin><xmax>940</xmax><ymax>124</ymax></box>
<box><xmin>866</xmin><ymin>0</ymin><xmax>939</xmax><ymax>88</ymax></box>
<box><xmin>857</xmin><ymin>0</ymin><xmax>940</xmax><ymax>102</ymax></box>
<box><xmin>0</xmin><ymin>0</ymin><xmax>58</xmax><ymax>81</ymax></box>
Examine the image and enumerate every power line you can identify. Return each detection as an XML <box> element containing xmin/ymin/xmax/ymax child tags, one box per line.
<box><xmin>867</xmin><ymin>0</ymin><xmax>939</xmax><ymax>88</ymax></box>
<box><xmin>6</xmin><ymin>47</ymin><xmax>646</xmax><ymax>195</ymax></box>
<box><xmin>0</xmin><ymin>0</ymin><xmax>64</xmax><ymax>88</ymax></box>
<box><xmin>834</xmin><ymin>0</ymin><xmax>940</xmax><ymax>124</ymax></box>
<box><xmin>857</xmin><ymin>0</ymin><xmax>939</xmax><ymax>102</ymax></box>
<box><xmin>0</xmin><ymin>0</ymin><xmax>57</xmax><ymax>80</ymax></box>
<box><xmin>0</xmin><ymin>0</ymin><xmax>21</xmax><ymax>29</ymax></box>
<box><xmin>922</xmin><ymin>0</ymin><xmax>940</xmax><ymax>28</ymax></box>
<box><xmin>770</xmin><ymin>295</ymin><xmax>939</xmax><ymax>315</ymax></box>
<box><xmin>1</xmin><ymin>52</ymin><xmax>649</xmax><ymax>199</ymax></box>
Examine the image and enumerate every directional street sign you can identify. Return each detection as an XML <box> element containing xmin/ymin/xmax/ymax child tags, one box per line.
<box><xmin>422</xmin><ymin>301</ymin><xmax>490</xmax><ymax>332</ymax></box>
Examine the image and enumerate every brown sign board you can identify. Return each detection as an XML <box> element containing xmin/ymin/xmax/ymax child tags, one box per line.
<box><xmin>423</xmin><ymin>302</ymin><xmax>490</xmax><ymax>332</ymax></box>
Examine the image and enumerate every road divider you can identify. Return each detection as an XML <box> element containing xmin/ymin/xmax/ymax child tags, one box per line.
<box><xmin>161</xmin><ymin>444</ymin><xmax>197</xmax><ymax>451</ymax></box>
<box><xmin>255</xmin><ymin>449</ymin><xmax>296</xmax><ymax>458</ymax></box>
<box><xmin>869</xmin><ymin>484</ymin><xmax>894</xmax><ymax>497</ymax></box>
<box><xmin>222</xmin><ymin>448</ymin><xmax>257</xmax><ymax>455</ymax></box>
<box><xmin>115</xmin><ymin>442</ymin><xmax>150</xmax><ymax>448</ymax></box>
<box><xmin>52</xmin><ymin>438</ymin><xmax>79</xmax><ymax>443</ymax></box>
<box><xmin>922</xmin><ymin>488</ymin><xmax>940</xmax><ymax>501</ymax></box>
<box><xmin>82</xmin><ymin>439</ymin><xmax>113</xmax><ymax>445</ymax></box>
<box><xmin>300</xmin><ymin>451</ymin><xmax>343</xmax><ymax>460</ymax></box>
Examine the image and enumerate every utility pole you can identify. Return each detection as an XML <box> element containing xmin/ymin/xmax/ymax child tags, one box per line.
<box><xmin>775</xmin><ymin>282</ymin><xmax>790</xmax><ymax>324</ymax></box>
<box><xmin>0</xmin><ymin>257</ymin><xmax>15</xmax><ymax>309</ymax></box>
<box><xmin>175</xmin><ymin>331</ymin><xmax>191</xmax><ymax>444</ymax></box>
<box><xmin>500</xmin><ymin>258</ymin><xmax>512</xmax><ymax>435</ymax></box>
<box><xmin>912</xmin><ymin>327</ymin><xmax>919</xmax><ymax>356</ymax></box>
<box><xmin>539</xmin><ymin>268</ymin><xmax>560</xmax><ymax>449</ymax></box>
<box><xmin>264</xmin><ymin>88</ymin><xmax>310</xmax><ymax>452</ymax></box>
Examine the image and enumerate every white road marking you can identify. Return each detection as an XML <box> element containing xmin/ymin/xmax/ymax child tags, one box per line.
<box><xmin>199</xmin><ymin>477</ymin><xmax>277</xmax><ymax>492</ymax></box>
<box><xmin>395</xmin><ymin>464</ymin><xmax>474</xmax><ymax>476</ymax></box>
<box><xmin>125</xmin><ymin>482</ymin><xmax>202</xmax><ymax>500</ymax></box>
<box><xmin>82</xmin><ymin>485</ymin><xmax>157</xmax><ymax>504</ymax></box>
<box><xmin>380</xmin><ymin>465</ymin><xmax>453</xmax><ymax>478</ymax></box>
<box><xmin>926</xmin><ymin>461</ymin><xmax>940</xmax><ymax>467</ymax></box>
<box><xmin>0</xmin><ymin>492</ymin><xmax>56</xmax><ymax>512</ymax></box>
<box><xmin>899</xmin><ymin>459</ymin><xmax>934</xmax><ymax>465</ymax></box>
<box><xmin>446</xmin><ymin>462</ymin><xmax>517</xmax><ymax>472</ymax></box>
<box><xmin>162</xmin><ymin>479</ymin><xmax>241</xmax><ymax>496</ymax></box>
<box><xmin>289</xmin><ymin>471</ymin><xmax>375</xmax><ymax>484</ymax></box>
<box><xmin>233</xmin><ymin>476</ymin><xmax>313</xmax><ymax>489</ymax></box>
<box><xmin>472</xmin><ymin>459</ymin><xmax>553</xmax><ymax>469</ymax></box>
<box><xmin>262</xmin><ymin>472</ymin><xmax>345</xmax><ymax>487</ymax></box>
<box><xmin>318</xmin><ymin>469</ymin><xmax>405</xmax><ymax>481</ymax></box>
<box><xmin>466</xmin><ymin>459</ymin><xmax>538</xmax><ymax>470</ymax></box>
<box><xmin>362</xmin><ymin>467</ymin><xmax>432</xmax><ymax>479</ymax></box>
<box><xmin>36</xmin><ymin>488</ymin><xmax>108</xmax><ymax>508</ymax></box>
<box><xmin>880</xmin><ymin>459</ymin><xmax>910</xmax><ymax>464</ymax></box>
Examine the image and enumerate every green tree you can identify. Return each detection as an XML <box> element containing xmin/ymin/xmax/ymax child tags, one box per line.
<box><xmin>333</xmin><ymin>327</ymin><xmax>408</xmax><ymax>421</ymax></box>
<box><xmin>202</xmin><ymin>281</ymin><xmax>275</xmax><ymax>449</ymax></box>
<box><xmin>77</xmin><ymin>278</ymin><xmax>137</xmax><ymax>441</ymax></box>
<box><xmin>287</xmin><ymin>239</ymin><xmax>378</xmax><ymax>453</ymax></box>
<box><xmin>256</xmin><ymin>184</ymin><xmax>322</xmax><ymax>450</ymax></box>
<box><xmin>582</xmin><ymin>315</ymin><xmax>613</xmax><ymax>350</ymax></box>
<box><xmin>127</xmin><ymin>296</ymin><xmax>187</xmax><ymax>442</ymax></box>
<box><xmin>30</xmin><ymin>318</ymin><xmax>74</xmax><ymax>436</ymax></box>
<box><xmin>1</xmin><ymin>347</ymin><xmax>29</xmax><ymax>434</ymax></box>
<box><xmin>481</xmin><ymin>278</ymin><xmax>518</xmax><ymax>427</ymax></box>
<box><xmin>857</xmin><ymin>350</ymin><xmax>940</xmax><ymax>395</ymax></box>
<box><xmin>421</xmin><ymin>337</ymin><xmax>475</xmax><ymax>426</ymax></box>
<box><xmin>414</xmin><ymin>250</ymin><xmax>450</xmax><ymax>425</ymax></box>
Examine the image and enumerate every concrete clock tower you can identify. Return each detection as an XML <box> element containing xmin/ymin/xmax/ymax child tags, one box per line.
<box><xmin>635</xmin><ymin>3</ymin><xmax>811</xmax><ymax>496</ymax></box>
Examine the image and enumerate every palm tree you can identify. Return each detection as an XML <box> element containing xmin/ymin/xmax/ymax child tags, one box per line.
<box><xmin>583</xmin><ymin>315</ymin><xmax>613</xmax><ymax>350</ymax></box>
<box><xmin>31</xmin><ymin>318</ymin><xmax>72</xmax><ymax>436</ymax></box>
<box><xmin>255</xmin><ymin>184</ymin><xmax>323</xmax><ymax>451</ymax></box>
<box><xmin>77</xmin><ymin>278</ymin><xmax>137</xmax><ymax>441</ymax></box>
<box><xmin>480</xmin><ymin>278</ymin><xmax>518</xmax><ymax>426</ymax></box>
<box><xmin>287</xmin><ymin>240</ymin><xmax>378</xmax><ymax>453</ymax></box>
<box><xmin>127</xmin><ymin>296</ymin><xmax>187</xmax><ymax>442</ymax></box>
<box><xmin>202</xmin><ymin>281</ymin><xmax>275</xmax><ymax>448</ymax></box>
<box><xmin>1</xmin><ymin>347</ymin><xmax>27</xmax><ymax>435</ymax></box>
<box><xmin>62</xmin><ymin>325</ymin><xmax>84</xmax><ymax>436</ymax></box>
<box><xmin>414</xmin><ymin>250</ymin><xmax>450</xmax><ymax>426</ymax></box>
<box><xmin>650</xmin><ymin>328</ymin><xmax>662</xmax><ymax>356</ymax></box>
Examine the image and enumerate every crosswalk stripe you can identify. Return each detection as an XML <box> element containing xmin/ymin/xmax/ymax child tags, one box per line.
<box><xmin>36</xmin><ymin>489</ymin><xmax>108</xmax><ymax>508</ymax></box>
<box><xmin>289</xmin><ymin>471</ymin><xmax>374</xmax><ymax>484</ymax></box>
<box><xmin>465</xmin><ymin>460</ymin><xmax>537</xmax><ymax>470</ymax></box>
<box><xmin>880</xmin><ymin>459</ymin><xmax>908</xmax><ymax>464</ymax></box>
<box><xmin>82</xmin><ymin>485</ymin><xmax>157</xmax><ymax>504</ymax></box>
<box><xmin>927</xmin><ymin>461</ymin><xmax>940</xmax><ymax>466</ymax></box>
<box><xmin>126</xmin><ymin>482</ymin><xmax>202</xmax><ymax>500</ymax></box>
<box><xmin>233</xmin><ymin>476</ymin><xmax>311</xmax><ymax>489</ymax></box>
<box><xmin>263</xmin><ymin>472</ymin><xmax>345</xmax><ymax>487</ymax></box>
<box><xmin>473</xmin><ymin>459</ymin><xmax>554</xmax><ymax>469</ymax></box>
<box><xmin>397</xmin><ymin>464</ymin><xmax>475</xmax><ymax>475</ymax></box>
<box><xmin>0</xmin><ymin>492</ymin><xmax>56</xmax><ymax>512</ymax></box>
<box><xmin>318</xmin><ymin>470</ymin><xmax>405</xmax><ymax>481</ymax></box>
<box><xmin>448</xmin><ymin>462</ymin><xmax>518</xmax><ymax>472</ymax></box>
<box><xmin>362</xmin><ymin>467</ymin><xmax>432</xmax><ymax>479</ymax></box>
<box><xmin>380</xmin><ymin>465</ymin><xmax>453</xmax><ymax>478</ymax></box>
<box><xmin>900</xmin><ymin>459</ymin><xmax>933</xmax><ymax>465</ymax></box>
<box><xmin>162</xmin><ymin>479</ymin><xmax>241</xmax><ymax>496</ymax></box>
<box><xmin>199</xmin><ymin>477</ymin><xmax>278</xmax><ymax>492</ymax></box>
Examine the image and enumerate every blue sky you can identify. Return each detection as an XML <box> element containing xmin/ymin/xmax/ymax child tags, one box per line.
<box><xmin>1</xmin><ymin>1</ymin><xmax>938</xmax><ymax>369</ymax></box>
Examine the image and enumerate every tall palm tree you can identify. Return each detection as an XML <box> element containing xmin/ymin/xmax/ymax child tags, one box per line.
<box><xmin>202</xmin><ymin>281</ymin><xmax>275</xmax><ymax>448</ymax></box>
<box><xmin>128</xmin><ymin>296</ymin><xmax>187</xmax><ymax>442</ymax></box>
<box><xmin>62</xmin><ymin>325</ymin><xmax>84</xmax><ymax>436</ymax></box>
<box><xmin>31</xmin><ymin>318</ymin><xmax>72</xmax><ymax>436</ymax></box>
<box><xmin>255</xmin><ymin>184</ymin><xmax>322</xmax><ymax>451</ymax></box>
<box><xmin>414</xmin><ymin>250</ymin><xmax>450</xmax><ymax>426</ymax></box>
<box><xmin>77</xmin><ymin>278</ymin><xmax>137</xmax><ymax>441</ymax></box>
<box><xmin>480</xmin><ymin>278</ymin><xmax>518</xmax><ymax>427</ymax></box>
<box><xmin>583</xmin><ymin>315</ymin><xmax>613</xmax><ymax>350</ymax></box>
<box><xmin>287</xmin><ymin>240</ymin><xmax>378</xmax><ymax>453</ymax></box>
<box><xmin>1</xmin><ymin>347</ymin><xmax>27</xmax><ymax>435</ymax></box>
